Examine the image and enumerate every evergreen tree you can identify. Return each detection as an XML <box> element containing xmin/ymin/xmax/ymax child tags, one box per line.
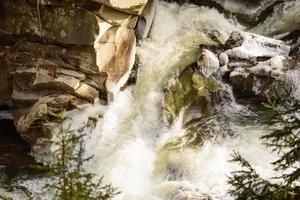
<box><xmin>45</xmin><ymin>110</ymin><xmax>119</xmax><ymax>200</ymax></box>
<box><xmin>228</xmin><ymin>100</ymin><xmax>300</xmax><ymax>200</ymax></box>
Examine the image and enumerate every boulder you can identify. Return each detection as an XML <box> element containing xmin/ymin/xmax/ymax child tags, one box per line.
<box><xmin>209</xmin><ymin>31</ymin><xmax>297</xmax><ymax>99</ymax></box>
<box><xmin>16</xmin><ymin>94</ymin><xmax>81</xmax><ymax>145</ymax></box>
<box><xmin>95</xmin><ymin>21</ymin><xmax>136</xmax><ymax>94</ymax></box>
<box><xmin>219</xmin><ymin>52</ymin><xmax>229</xmax><ymax>66</ymax></box>
<box><xmin>225</xmin><ymin>31</ymin><xmax>290</xmax><ymax>60</ymax></box>
<box><xmin>4</xmin><ymin>42</ymin><xmax>102</xmax><ymax>102</ymax></box>
<box><xmin>97</xmin><ymin>5</ymin><xmax>139</xmax><ymax>28</ymax></box>
<box><xmin>197</xmin><ymin>49</ymin><xmax>220</xmax><ymax>78</ymax></box>
<box><xmin>163</xmin><ymin>65</ymin><xmax>221</xmax><ymax>126</ymax></box>
<box><xmin>4</xmin><ymin>41</ymin><xmax>99</xmax><ymax>74</ymax></box>
<box><xmin>86</xmin><ymin>73</ymin><xmax>107</xmax><ymax>92</ymax></box>
<box><xmin>38</xmin><ymin>0</ymin><xmax>102</xmax><ymax>11</ymax></box>
<box><xmin>0</xmin><ymin>0</ymin><xmax>157</xmax><ymax>166</ymax></box>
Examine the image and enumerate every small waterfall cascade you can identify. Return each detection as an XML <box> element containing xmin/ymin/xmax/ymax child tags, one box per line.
<box><xmin>3</xmin><ymin>1</ymin><xmax>298</xmax><ymax>200</ymax></box>
<box><xmin>82</xmin><ymin>2</ymin><xmax>278</xmax><ymax>200</ymax></box>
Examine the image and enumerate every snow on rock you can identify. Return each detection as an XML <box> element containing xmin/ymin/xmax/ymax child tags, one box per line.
<box><xmin>196</xmin><ymin>30</ymin><xmax>298</xmax><ymax>98</ymax></box>
<box><xmin>219</xmin><ymin>52</ymin><xmax>229</xmax><ymax>66</ymax></box>
<box><xmin>248</xmin><ymin>55</ymin><xmax>286</xmax><ymax>79</ymax></box>
<box><xmin>197</xmin><ymin>49</ymin><xmax>220</xmax><ymax>78</ymax></box>
<box><xmin>225</xmin><ymin>31</ymin><xmax>290</xmax><ymax>60</ymax></box>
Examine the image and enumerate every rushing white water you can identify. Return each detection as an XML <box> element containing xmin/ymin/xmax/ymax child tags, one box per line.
<box><xmin>252</xmin><ymin>0</ymin><xmax>300</xmax><ymax>37</ymax></box>
<box><xmin>0</xmin><ymin>1</ymin><xmax>283</xmax><ymax>200</ymax></box>
<box><xmin>82</xmin><ymin>2</ymin><xmax>277</xmax><ymax>200</ymax></box>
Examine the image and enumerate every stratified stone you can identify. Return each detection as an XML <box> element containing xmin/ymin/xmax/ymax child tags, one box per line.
<box><xmin>93</xmin><ymin>0</ymin><xmax>149</xmax><ymax>15</ymax></box>
<box><xmin>97</xmin><ymin>5</ymin><xmax>138</xmax><ymax>28</ymax></box>
<box><xmin>0</xmin><ymin>49</ymin><xmax>12</xmax><ymax>106</ymax></box>
<box><xmin>16</xmin><ymin>94</ymin><xmax>79</xmax><ymax>143</ymax></box>
<box><xmin>0</xmin><ymin>0</ymin><xmax>99</xmax><ymax>45</ymax></box>
<box><xmin>95</xmin><ymin>22</ymin><xmax>136</xmax><ymax>94</ymax></box>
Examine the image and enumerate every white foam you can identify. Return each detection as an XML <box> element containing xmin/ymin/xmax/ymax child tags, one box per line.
<box><xmin>84</xmin><ymin>2</ymin><xmax>276</xmax><ymax>200</ymax></box>
<box><xmin>252</xmin><ymin>0</ymin><xmax>300</xmax><ymax>37</ymax></box>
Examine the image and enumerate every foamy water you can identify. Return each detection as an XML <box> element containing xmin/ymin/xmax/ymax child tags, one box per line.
<box><xmin>0</xmin><ymin>1</ymin><xmax>285</xmax><ymax>200</ymax></box>
<box><xmin>83</xmin><ymin>2</ymin><xmax>276</xmax><ymax>200</ymax></box>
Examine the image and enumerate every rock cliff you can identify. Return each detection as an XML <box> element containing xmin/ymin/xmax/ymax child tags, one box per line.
<box><xmin>0</xmin><ymin>0</ymin><xmax>156</xmax><ymax>165</ymax></box>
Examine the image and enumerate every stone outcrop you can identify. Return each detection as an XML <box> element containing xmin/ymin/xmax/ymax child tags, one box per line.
<box><xmin>163</xmin><ymin>64</ymin><xmax>221</xmax><ymax>126</ymax></box>
<box><xmin>0</xmin><ymin>0</ymin><xmax>156</xmax><ymax>165</ymax></box>
<box><xmin>224</xmin><ymin>31</ymin><xmax>293</xmax><ymax>98</ymax></box>
<box><xmin>198</xmin><ymin>31</ymin><xmax>299</xmax><ymax>99</ymax></box>
<box><xmin>94</xmin><ymin>0</ymin><xmax>157</xmax><ymax>94</ymax></box>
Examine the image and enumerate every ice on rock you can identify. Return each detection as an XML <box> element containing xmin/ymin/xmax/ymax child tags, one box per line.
<box><xmin>225</xmin><ymin>31</ymin><xmax>290</xmax><ymax>60</ymax></box>
<box><xmin>219</xmin><ymin>52</ymin><xmax>229</xmax><ymax>66</ymax></box>
<box><xmin>248</xmin><ymin>55</ymin><xmax>286</xmax><ymax>80</ymax></box>
<box><xmin>197</xmin><ymin>49</ymin><xmax>220</xmax><ymax>78</ymax></box>
<box><xmin>230</xmin><ymin>67</ymin><xmax>250</xmax><ymax>78</ymax></box>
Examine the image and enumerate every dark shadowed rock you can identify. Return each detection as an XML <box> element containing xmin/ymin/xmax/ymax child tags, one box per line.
<box><xmin>163</xmin><ymin>64</ymin><xmax>221</xmax><ymax>126</ymax></box>
<box><xmin>0</xmin><ymin>119</ymin><xmax>35</xmax><ymax>166</ymax></box>
<box><xmin>0</xmin><ymin>0</ymin><xmax>99</xmax><ymax>45</ymax></box>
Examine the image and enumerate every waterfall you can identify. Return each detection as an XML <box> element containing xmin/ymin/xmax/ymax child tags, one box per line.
<box><xmin>82</xmin><ymin>2</ymin><xmax>277</xmax><ymax>200</ymax></box>
<box><xmin>0</xmin><ymin>1</ymin><xmax>284</xmax><ymax>200</ymax></box>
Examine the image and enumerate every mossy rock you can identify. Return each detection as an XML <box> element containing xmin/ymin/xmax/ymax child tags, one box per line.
<box><xmin>163</xmin><ymin>65</ymin><xmax>221</xmax><ymax>126</ymax></box>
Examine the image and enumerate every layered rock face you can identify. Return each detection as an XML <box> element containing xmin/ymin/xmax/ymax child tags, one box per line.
<box><xmin>0</xmin><ymin>0</ymin><xmax>156</xmax><ymax>165</ymax></box>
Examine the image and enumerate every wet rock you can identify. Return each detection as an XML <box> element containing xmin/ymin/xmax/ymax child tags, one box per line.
<box><xmin>16</xmin><ymin>94</ymin><xmax>82</xmax><ymax>145</ymax></box>
<box><xmin>4</xmin><ymin>41</ymin><xmax>99</xmax><ymax>74</ymax></box>
<box><xmin>85</xmin><ymin>73</ymin><xmax>107</xmax><ymax>92</ymax></box>
<box><xmin>0</xmin><ymin>0</ymin><xmax>156</xmax><ymax>166</ymax></box>
<box><xmin>225</xmin><ymin>31</ymin><xmax>290</xmax><ymax>60</ymax></box>
<box><xmin>95</xmin><ymin>23</ymin><xmax>136</xmax><ymax>94</ymax></box>
<box><xmin>197</xmin><ymin>49</ymin><xmax>220</xmax><ymax>78</ymax></box>
<box><xmin>163</xmin><ymin>64</ymin><xmax>221</xmax><ymax>126</ymax></box>
<box><xmin>136</xmin><ymin>0</ymin><xmax>157</xmax><ymax>39</ymax></box>
<box><xmin>247</xmin><ymin>55</ymin><xmax>286</xmax><ymax>79</ymax></box>
<box><xmin>205</xmin><ymin>30</ymin><xmax>297</xmax><ymax>99</ymax></box>
<box><xmin>219</xmin><ymin>52</ymin><xmax>229</xmax><ymax>66</ymax></box>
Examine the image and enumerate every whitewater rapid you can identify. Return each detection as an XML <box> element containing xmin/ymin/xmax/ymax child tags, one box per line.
<box><xmin>0</xmin><ymin>1</ymin><xmax>283</xmax><ymax>200</ymax></box>
<box><xmin>83</xmin><ymin>2</ymin><xmax>277</xmax><ymax>200</ymax></box>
